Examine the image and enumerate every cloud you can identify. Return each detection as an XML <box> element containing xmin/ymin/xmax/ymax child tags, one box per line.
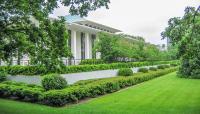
<box><xmin>52</xmin><ymin>0</ymin><xmax>200</xmax><ymax>45</ymax></box>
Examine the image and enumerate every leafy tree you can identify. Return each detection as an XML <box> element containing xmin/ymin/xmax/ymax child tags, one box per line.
<box><xmin>96</xmin><ymin>32</ymin><xmax>171</xmax><ymax>62</ymax></box>
<box><xmin>95</xmin><ymin>32</ymin><xmax>120</xmax><ymax>62</ymax></box>
<box><xmin>162</xmin><ymin>6</ymin><xmax>200</xmax><ymax>78</ymax></box>
<box><xmin>0</xmin><ymin>0</ymin><xmax>110</xmax><ymax>70</ymax></box>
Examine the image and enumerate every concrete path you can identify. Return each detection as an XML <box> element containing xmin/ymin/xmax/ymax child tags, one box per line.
<box><xmin>7</xmin><ymin>65</ymin><xmax>157</xmax><ymax>85</ymax></box>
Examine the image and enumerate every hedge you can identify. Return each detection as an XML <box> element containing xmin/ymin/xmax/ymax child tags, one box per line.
<box><xmin>41</xmin><ymin>67</ymin><xmax>178</xmax><ymax>106</ymax></box>
<box><xmin>138</xmin><ymin>68</ymin><xmax>149</xmax><ymax>73</ymax></box>
<box><xmin>0</xmin><ymin>67</ymin><xmax>177</xmax><ymax>106</ymax></box>
<box><xmin>118</xmin><ymin>68</ymin><xmax>133</xmax><ymax>76</ymax></box>
<box><xmin>0</xmin><ymin>60</ymin><xmax>179</xmax><ymax>76</ymax></box>
<box><xmin>0</xmin><ymin>81</ymin><xmax>44</xmax><ymax>102</ymax></box>
<box><xmin>79</xmin><ymin>59</ymin><xmax>106</xmax><ymax>65</ymax></box>
<box><xmin>149</xmin><ymin>67</ymin><xmax>157</xmax><ymax>71</ymax></box>
<box><xmin>0</xmin><ymin>70</ymin><xmax>7</xmax><ymax>82</ymax></box>
<box><xmin>42</xmin><ymin>74</ymin><xmax>68</xmax><ymax>91</ymax></box>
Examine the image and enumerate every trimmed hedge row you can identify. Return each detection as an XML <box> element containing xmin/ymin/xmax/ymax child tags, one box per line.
<box><xmin>0</xmin><ymin>66</ymin><xmax>46</xmax><ymax>75</ymax></box>
<box><xmin>0</xmin><ymin>67</ymin><xmax>177</xmax><ymax>106</ymax></box>
<box><xmin>79</xmin><ymin>59</ymin><xmax>106</xmax><ymax>65</ymax></box>
<box><xmin>41</xmin><ymin>67</ymin><xmax>177</xmax><ymax>106</ymax></box>
<box><xmin>0</xmin><ymin>60</ymin><xmax>179</xmax><ymax>75</ymax></box>
<box><xmin>0</xmin><ymin>81</ymin><xmax>44</xmax><ymax>102</ymax></box>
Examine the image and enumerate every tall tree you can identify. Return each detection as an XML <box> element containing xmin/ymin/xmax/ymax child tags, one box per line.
<box><xmin>162</xmin><ymin>6</ymin><xmax>200</xmax><ymax>78</ymax></box>
<box><xmin>0</xmin><ymin>0</ymin><xmax>110</xmax><ymax>70</ymax></box>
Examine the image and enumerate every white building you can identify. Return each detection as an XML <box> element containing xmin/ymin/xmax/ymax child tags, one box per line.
<box><xmin>2</xmin><ymin>15</ymin><xmax>121</xmax><ymax>66</ymax></box>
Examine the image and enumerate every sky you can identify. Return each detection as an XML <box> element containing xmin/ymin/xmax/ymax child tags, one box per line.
<box><xmin>51</xmin><ymin>0</ymin><xmax>200</xmax><ymax>45</ymax></box>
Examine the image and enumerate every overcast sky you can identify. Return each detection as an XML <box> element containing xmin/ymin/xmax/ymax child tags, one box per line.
<box><xmin>51</xmin><ymin>0</ymin><xmax>199</xmax><ymax>45</ymax></box>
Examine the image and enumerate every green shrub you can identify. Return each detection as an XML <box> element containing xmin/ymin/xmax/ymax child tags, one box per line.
<box><xmin>0</xmin><ymin>70</ymin><xmax>7</xmax><ymax>82</ymax></box>
<box><xmin>164</xmin><ymin>65</ymin><xmax>170</xmax><ymax>68</ymax></box>
<box><xmin>0</xmin><ymin>67</ymin><xmax>177</xmax><ymax>106</ymax></box>
<box><xmin>41</xmin><ymin>74</ymin><xmax>68</xmax><ymax>91</ymax></box>
<box><xmin>149</xmin><ymin>67</ymin><xmax>157</xmax><ymax>71</ymax></box>
<box><xmin>118</xmin><ymin>68</ymin><xmax>133</xmax><ymax>76</ymax></box>
<box><xmin>0</xmin><ymin>82</ymin><xmax>44</xmax><ymax>102</ymax></box>
<box><xmin>157</xmin><ymin>65</ymin><xmax>166</xmax><ymax>69</ymax></box>
<box><xmin>41</xmin><ymin>67</ymin><xmax>178</xmax><ymax>106</ymax></box>
<box><xmin>170</xmin><ymin>63</ymin><xmax>178</xmax><ymax>67</ymax></box>
<box><xmin>0</xmin><ymin>60</ymin><xmax>179</xmax><ymax>76</ymax></box>
<box><xmin>80</xmin><ymin>59</ymin><xmax>105</xmax><ymax>65</ymax></box>
<box><xmin>138</xmin><ymin>68</ymin><xmax>148</xmax><ymax>73</ymax></box>
<box><xmin>157</xmin><ymin>65</ymin><xmax>170</xmax><ymax>69</ymax></box>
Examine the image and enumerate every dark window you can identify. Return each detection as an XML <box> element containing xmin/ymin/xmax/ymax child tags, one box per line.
<box><xmin>91</xmin><ymin>34</ymin><xmax>96</xmax><ymax>58</ymax></box>
<box><xmin>81</xmin><ymin>32</ymin><xmax>85</xmax><ymax>59</ymax></box>
<box><xmin>68</xmin><ymin>30</ymin><xmax>72</xmax><ymax>65</ymax></box>
<box><xmin>68</xmin><ymin>30</ymin><xmax>71</xmax><ymax>49</ymax></box>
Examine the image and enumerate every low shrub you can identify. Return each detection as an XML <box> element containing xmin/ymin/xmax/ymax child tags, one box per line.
<box><xmin>0</xmin><ymin>82</ymin><xmax>44</xmax><ymax>102</ymax></box>
<box><xmin>79</xmin><ymin>59</ymin><xmax>105</xmax><ymax>65</ymax></box>
<box><xmin>138</xmin><ymin>68</ymin><xmax>148</xmax><ymax>73</ymax></box>
<box><xmin>170</xmin><ymin>63</ymin><xmax>178</xmax><ymax>67</ymax></box>
<box><xmin>41</xmin><ymin>74</ymin><xmax>68</xmax><ymax>91</ymax></box>
<box><xmin>157</xmin><ymin>65</ymin><xmax>166</xmax><ymax>69</ymax></box>
<box><xmin>0</xmin><ymin>60</ymin><xmax>179</xmax><ymax>75</ymax></box>
<box><xmin>0</xmin><ymin>67</ymin><xmax>178</xmax><ymax>106</ymax></box>
<box><xmin>118</xmin><ymin>68</ymin><xmax>133</xmax><ymax>76</ymax></box>
<box><xmin>0</xmin><ymin>70</ymin><xmax>7</xmax><ymax>82</ymax></box>
<box><xmin>149</xmin><ymin>67</ymin><xmax>157</xmax><ymax>71</ymax></box>
<box><xmin>164</xmin><ymin>65</ymin><xmax>170</xmax><ymax>68</ymax></box>
<box><xmin>41</xmin><ymin>67</ymin><xmax>178</xmax><ymax>106</ymax></box>
<box><xmin>157</xmin><ymin>65</ymin><xmax>170</xmax><ymax>69</ymax></box>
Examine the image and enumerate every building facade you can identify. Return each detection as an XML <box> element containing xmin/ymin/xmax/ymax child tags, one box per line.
<box><xmin>65</xmin><ymin>15</ymin><xmax>121</xmax><ymax>65</ymax></box>
<box><xmin>1</xmin><ymin>15</ymin><xmax>121</xmax><ymax>66</ymax></box>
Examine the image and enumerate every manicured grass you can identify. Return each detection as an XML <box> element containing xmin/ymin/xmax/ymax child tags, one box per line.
<box><xmin>0</xmin><ymin>72</ymin><xmax>200</xmax><ymax>114</ymax></box>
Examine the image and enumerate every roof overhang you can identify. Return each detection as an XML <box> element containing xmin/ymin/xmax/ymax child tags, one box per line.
<box><xmin>64</xmin><ymin>15</ymin><xmax>122</xmax><ymax>33</ymax></box>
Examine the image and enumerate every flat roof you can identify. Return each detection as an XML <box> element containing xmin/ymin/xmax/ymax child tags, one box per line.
<box><xmin>65</xmin><ymin>15</ymin><xmax>122</xmax><ymax>33</ymax></box>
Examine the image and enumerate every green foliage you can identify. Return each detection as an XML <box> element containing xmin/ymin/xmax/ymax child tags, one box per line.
<box><xmin>95</xmin><ymin>33</ymin><xmax>119</xmax><ymax>62</ymax></box>
<box><xmin>96</xmin><ymin>33</ymin><xmax>176</xmax><ymax>63</ymax></box>
<box><xmin>41</xmin><ymin>74</ymin><xmax>68</xmax><ymax>91</ymax></box>
<box><xmin>149</xmin><ymin>67</ymin><xmax>157</xmax><ymax>71</ymax></box>
<box><xmin>157</xmin><ymin>65</ymin><xmax>166</xmax><ymax>69</ymax></box>
<box><xmin>0</xmin><ymin>0</ymin><xmax>110</xmax><ymax>70</ymax></box>
<box><xmin>0</xmin><ymin>81</ymin><xmax>44</xmax><ymax>102</ymax></box>
<box><xmin>41</xmin><ymin>67</ymin><xmax>177</xmax><ymax>106</ymax></box>
<box><xmin>29</xmin><ymin>17</ymin><xmax>71</xmax><ymax>72</ymax></box>
<box><xmin>118</xmin><ymin>68</ymin><xmax>133</xmax><ymax>76</ymax></box>
<box><xmin>0</xmin><ymin>67</ymin><xmax>177</xmax><ymax>106</ymax></box>
<box><xmin>3</xmin><ymin>66</ymin><xmax>46</xmax><ymax>75</ymax></box>
<box><xmin>0</xmin><ymin>60</ymin><xmax>179</xmax><ymax>75</ymax></box>
<box><xmin>157</xmin><ymin>65</ymin><xmax>170</xmax><ymax>69</ymax></box>
<box><xmin>0</xmin><ymin>70</ymin><xmax>7</xmax><ymax>82</ymax></box>
<box><xmin>80</xmin><ymin>59</ymin><xmax>105</xmax><ymax>65</ymax></box>
<box><xmin>138</xmin><ymin>68</ymin><xmax>148</xmax><ymax>73</ymax></box>
<box><xmin>170</xmin><ymin>63</ymin><xmax>178</xmax><ymax>67</ymax></box>
<box><xmin>162</xmin><ymin>6</ymin><xmax>200</xmax><ymax>78</ymax></box>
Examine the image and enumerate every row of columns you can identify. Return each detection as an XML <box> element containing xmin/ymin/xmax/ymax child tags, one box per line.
<box><xmin>71</xmin><ymin>30</ymin><xmax>90</xmax><ymax>60</ymax></box>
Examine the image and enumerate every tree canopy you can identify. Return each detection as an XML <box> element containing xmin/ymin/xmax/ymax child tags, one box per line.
<box><xmin>95</xmin><ymin>32</ymin><xmax>175</xmax><ymax>63</ymax></box>
<box><xmin>0</xmin><ymin>0</ymin><xmax>110</xmax><ymax>71</ymax></box>
<box><xmin>162</xmin><ymin>6</ymin><xmax>200</xmax><ymax>78</ymax></box>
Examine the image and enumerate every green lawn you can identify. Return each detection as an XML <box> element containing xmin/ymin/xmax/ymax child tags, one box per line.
<box><xmin>0</xmin><ymin>72</ymin><xmax>200</xmax><ymax>114</ymax></box>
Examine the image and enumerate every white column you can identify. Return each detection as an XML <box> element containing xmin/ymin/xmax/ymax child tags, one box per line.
<box><xmin>85</xmin><ymin>33</ymin><xmax>90</xmax><ymax>59</ymax></box>
<box><xmin>71</xmin><ymin>30</ymin><xmax>77</xmax><ymax>59</ymax></box>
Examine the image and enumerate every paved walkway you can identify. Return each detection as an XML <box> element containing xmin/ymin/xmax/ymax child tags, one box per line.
<box><xmin>7</xmin><ymin>65</ymin><xmax>156</xmax><ymax>85</ymax></box>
